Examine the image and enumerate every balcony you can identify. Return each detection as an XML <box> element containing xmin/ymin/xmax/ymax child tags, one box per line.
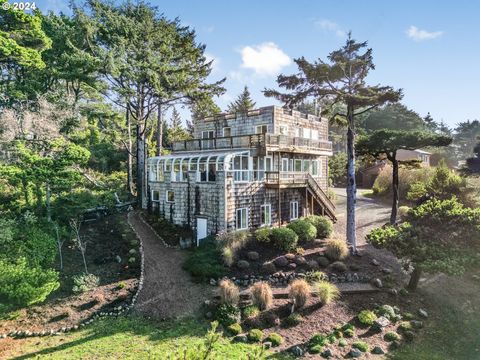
<box><xmin>172</xmin><ymin>134</ymin><xmax>332</xmax><ymax>155</ymax></box>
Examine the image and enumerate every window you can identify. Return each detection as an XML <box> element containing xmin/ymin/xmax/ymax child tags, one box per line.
<box><xmin>223</xmin><ymin>127</ymin><xmax>231</xmax><ymax>137</ymax></box>
<box><xmin>181</xmin><ymin>161</ymin><xmax>188</xmax><ymax>181</ymax></box>
<box><xmin>253</xmin><ymin>156</ymin><xmax>265</xmax><ymax>181</ymax></box>
<box><xmin>236</xmin><ymin>208</ymin><xmax>248</xmax><ymax>230</ymax></box>
<box><xmin>294</xmin><ymin>128</ymin><xmax>301</xmax><ymax>138</ymax></box>
<box><xmin>157</xmin><ymin>160</ymin><xmax>164</xmax><ymax>181</ymax></box>
<box><xmin>149</xmin><ymin>164</ymin><xmax>157</xmax><ymax>181</ymax></box>
<box><xmin>260</xmin><ymin>204</ymin><xmax>271</xmax><ymax>226</ymax></box>
<box><xmin>294</xmin><ymin>159</ymin><xmax>302</xmax><ymax>172</ymax></box>
<box><xmin>279</xmin><ymin>125</ymin><xmax>288</xmax><ymax>135</ymax></box>
<box><xmin>165</xmin><ymin>159</ymin><xmax>172</xmax><ymax>172</ymax></box>
<box><xmin>233</xmin><ymin>155</ymin><xmax>249</xmax><ymax>182</ymax></box>
<box><xmin>303</xmin><ymin>128</ymin><xmax>311</xmax><ymax>139</ymax></box>
<box><xmin>318</xmin><ymin>159</ymin><xmax>323</xmax><ymax>177</ymax></box>
<box><xmin>202</xmin><ymin>130</ymin><xmax>215</xmax><ymax>139</ymax></box>
<box><xmin>255</xmin><ymin>124</ymin><xmax>268</xmax><ymax>134</ymax></box>
<box><xmin>198</xmin><ymin>157</ymin><xmax>207</xmax><ymax>182</ymax></box>
<box><xmin>152</xmin><ymin>190</ymin><xmax>160</xmax><ymax>202</ymax></box>
<box><xmin>311</xmin><ymin>129</ymin><xmax>319</xmax><ymax>140</ymax></box>
<box><xmin>166</xmin><ymin>190</ymin><xmax>174</xmax><ymax>203</ymax></box>
<box><xmin>290</xmin><ymin>201</ymin><xmax>299</xmax><ymax>220</ymax></box>
<box><xmin>265</xmin><ymin>156</ymin><xmax>273</xmax><ymax>171</ymax></box>
<box><xmin>311</xmin><ymin>160</ymin><xmax>318</xmax><ymax>176</ymax></box>
<box><xmin>303</xmin><ymin>159</ymin><xmax>310</xmax><ymax>172</ymax></box>
<box><xmin>172</xmin><ymin>159</ymin><xmax>181</xmax><ymax>182</ymax></box>
<box><xmin>282</xmin><ymin>158</ymin><xmax>289</xmax><ymax>172</ymax></box>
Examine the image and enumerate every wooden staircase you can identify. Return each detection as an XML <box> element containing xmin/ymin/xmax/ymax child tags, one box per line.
<box><xmin>306</xmin><ymin>174</ymin><xmax>337</xmax><ymax>222</ymax></box>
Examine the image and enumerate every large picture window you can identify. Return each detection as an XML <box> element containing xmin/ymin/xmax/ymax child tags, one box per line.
<box><xmin>260</xmin><ymin>204</ymin><xmax>271</xmax><ymax>226</ymax></box>
<box><xmin>236</xmin><ymin>208</ymin><xmax>248</xmax><ymax>230</ymax></box>
<box><xmin>233</xmin><ymin>155</ymin><xmax>249</xmax><ymax>182</ymax></box>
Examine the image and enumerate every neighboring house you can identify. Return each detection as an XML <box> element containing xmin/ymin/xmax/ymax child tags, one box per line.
<box><xmin>396</xmin><ymin>149</ymin><xmax>431</xmax><ymax>166</ymax></box>
<box><xmin>147</xmin><ymin>106</ymin><xmax>336</xmax><ymax>244</ymax></box>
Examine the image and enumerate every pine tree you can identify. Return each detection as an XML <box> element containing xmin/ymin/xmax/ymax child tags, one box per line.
<box><xmin>423</xmin><ymin>112</ymin><xmax>438</xmax><ymax>132</ymax></box>
<box><xmin>166</xmin><ymin>107</ymin><xmax>190</xmax><ymax>145</ymax></box>
<box><xmin>227</xmin><ymin>86</ymin><xmax>256</xmax><ymax>113</ymax></box>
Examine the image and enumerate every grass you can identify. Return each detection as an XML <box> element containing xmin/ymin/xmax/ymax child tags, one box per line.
<box><xmin>4</xmin><ymin>315</ymin><xmax>292</xmax><ymax>359</ymax></box>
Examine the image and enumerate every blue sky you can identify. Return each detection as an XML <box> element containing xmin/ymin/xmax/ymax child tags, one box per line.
<box><xmin>38</xmin><ymin>0</ymin><xmax>479</xmax><ymax>127</ymax></box>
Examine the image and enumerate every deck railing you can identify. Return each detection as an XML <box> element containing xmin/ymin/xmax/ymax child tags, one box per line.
<box><xmin>172</xmin><ymin>133</ymin><xmax>332</xmax><ymax>152</ymax></box>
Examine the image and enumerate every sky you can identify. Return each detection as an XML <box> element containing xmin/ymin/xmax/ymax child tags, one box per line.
<box><xmin>37</xmin><ymin>0</ymin><xmax>480</xmax><ymax>127</ymax></box>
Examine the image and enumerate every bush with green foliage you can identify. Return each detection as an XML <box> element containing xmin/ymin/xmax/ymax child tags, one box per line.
<box><xmin>215</xmin><ymin>304</ymin><xmax>240</xmax><ymax>326</ymax></box>
<box><xmin>358</xmin><ymin>310</ymin><xmax>377</xmax><ymax>326</ymax></box>
<box><xmin>328</xmin><ymin>152</ymin><xmax>348</xmax><ymax>186</ymax></box>
<box><xmin>284</xmin><ymin>312</ymin><xmax>304</xmax><ymax>327</ymax></box>
<box><xmin>398</xmin><ymin>321</ymin><xmax>413</xmax><ymax>332</ymax></box>
<box><xmin>270</xmin><ymin>227</ymin><xmax>298</xmax><ymax>251</ymax></box>
<box><xmin>227</xmin><ymin>323</ymin><xmax>242</xmax><ymax>336</ymax></box>
<box><xmin>287</xmin><ymin>219</ymin><xmax>317</xmax><ymax>243</ymax></box>
<box><xmin>72</xmin><ymin>273</ymin><xmax>100</xmax><ymax>293</ymax></box>
<box><xmin>367</xmin><ymin>197</ymin><xmax>480</xmax><ymax>289</ymax></box>
<box><xmin>255</xmin><ymin>227</ymin><xmax>271</xmax><ymax>243</ymax></box>
<box><xmin>353</xmin><ymin>341</ymin><xmax>369</xmax><ymax>352</ymax></box>
<box><xmin>242</xmin><ymin>305</ymin><xmax>260</xmax><ymax>319</ymax></box>
<box><xmin>304</xmin><ymin>215</ymin><xmax>333</xmax><ymax>238</ymax></box>
<box><xmin>0</xmin><ymin>258</ymin><xmax>59</xmax><ymax>308</ymax></box>
<box><xmin>376</xmin><ymin>304</ymin><xmax>396</xmax><ymax>320</ymax></box>
<box><xmin>338</xmin><ymin>338</ymin><xmax>348</xmax><ymax>347</ymax></box>
<box><xmin>265</xmin><ymin>332</ymin><xmax>283</xmax><ymax>346</ymax></box>
<box><xmin>384</xmin><ymin>331</ymin><xmax>400</xmax><ymax>342</ymax></box>
<box><xmin>398</xmin><ymin>205</ymin><xmax>411</xmax><ymax>219</ymax></box>
<box><xmin>247</xmin><ymin>329</ymin><xmax>263</xmax><ymax>342</ymax></box>
<box><xmin>325</xmin><ymin>239</ymin><xmax>349</xmax><ymax>261</ymax></box>
<box><xmin>314</xmin><ymin>280</ymin><xmax>340</xmax><ymax>305</ymax></box>
<box><xmin>217</xmin><ymin>231</ymin><xmax>249</xmax><ymax>267</ymax></box>
<box><xmin>309</xmin><ymin>344</ymin><xmax>323</xmax><ymax>354</ymax></box>
<box><xmin>183</xmin><ymin>237</ymin><xmax>226</xmax><ymax>281</ymax></box>
<box><xmin>305</xmin><ymin>270</ymin><xmax>327</xmax><ymax>284</ymax></box>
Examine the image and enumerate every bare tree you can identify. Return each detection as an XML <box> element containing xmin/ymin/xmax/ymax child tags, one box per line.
<box><xmin>53</xmin><ymin>222</ymin><xmax>66</xmax><ymax>271</ymax></box>
<box><xmin>70</xmin><ymin>217</ymin><xmax>89</xmax><ymax>274</ymax></box>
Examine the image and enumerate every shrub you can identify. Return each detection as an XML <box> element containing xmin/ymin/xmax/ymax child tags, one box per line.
<box><xmin>243</xmin><ymin>305</ymin><xmax>260</xmax><ymax>319</ymax></box>
<box><xmin>227</xmin><ymin>323</ymin><xmax>242</xmax><ymax>336</ymax></box>
<box><xmin>255</xmin><ymin>228</ymin><xmax>271</xmax><ymax>243</ymax></box>
<box><xmin>221</xmin><ymin>247</ymin><xmax>234</xmax><ymax>267</ymax></box>
<box><xmin>398</xmin><ymin>206</ymin><xmax>411</xmax><ymax>219</ymax></box>
<box><xmin>305</xmin><ymin>271</ymin><xmax>327</xmax><ymax>284</ymax></box>
<box><xmin>309</xmin><ymin>333</ymin><xmax>328</xmax><ymax>347</ymax></box>
<box><xmin>344</xmin><ymin>328</ymin><xmax>355</xmax><ymax>338</ymax></box>
<box><xmin>215</xmin><ymin>304</ymin><xmax>240</xmax><ymax>326</ymax></box>
<box><xmin>284</xmin><ymin>312</ymin><xmax>303</xmax><ymax>327</ymax></box>
<box><xmin>325</xmin><ymin>239</ymin><xmax>349</xmax><ymax>261</ymax></box>
<box><xmin>265</xmin><ymin>332</ymin><xmax>283</xmax><ymax>346</ymax></box>
<box><xmin>314</xmin><ymin>280</ymin><xmax>339</xmax><ymax>305</ymax></box>
<box><xmin>72</xmin><ymin>273</ymin><xmax>100</xmax><ymax>293</ymax></box>
<box><xmin>270</xmin><ymin>227</ymin><xmax>298</xmax><ymax>251</ymax></box>
<box><xmin>287</xmin><ymin>219</ymin><xmax>317</xmax><ymax>243</ymax></box>
<box><xmin>117</xmin><ymin>282</ymin><xmax>126</xmax><ymax>290</ymax></box>
<box><xmin>0</xmin><ymin>258</ymin><xmax>59</xmax><ymax>307</ymax></box>
<box><xmin>338</xmin><ymin>338</ymin><xmax>348</xmax><ymax>347</ymax></box>
<box><xmin>289</xmin><ymin>279</ymin><xmax>311</xmax><ymax>309</ymax></box>
<box><xmin>249</xmin><ymin>282</ymin><xmax>273</xmax><ymax>310</ymax></box>
<box><xmin>218</xmin><ymin>279</ymin><xmax>239</xmax><ymax>306</ymax></box>
<box><xmin>377</xmin><ymin>304</ymin><xmax>396</xmax><ymax>320</ymax></box>
<box><xmin>384</xmin><ymin>331</ymin><xmax>400</xmax><ymax>342</ymax></box>
<box><xmin>247</xmin><ymin>329</ymin><xmax>263</xmax><ymax>342</ymax></box>
<box><xmin>398</xmin><ymin>321</ymin><xmax>413</xmax><ymax>332</ymax></box>
<box><xmin>309</xmin><ymin>344</ymin><xmax>323</xmax><ymax>354</ymax></box>
<box><xmin>295</xmin><ymin>246</ymin><xmax>305</xmax><ymax>255</ymax></box>
<box><xmin>353</xmin><ymin>341</ymin><xmax>369</xmax><ymax>352</ymax></box>
<box><xmin>330</xmin><ymin>261</ymin><xmax>347</xmax><ymax>272</ymax></box>
<box><xmin>183</xmin><ymin>238</ymin><xmax>225</xmax><ymax>281</ymax></box>
<box><xmin>304</xmin><ymin>215</ymin><xmax>333</xmax><ymax>238</ymax></box>
<box><xmin>403</xmin><ymin>312</ymin><xmax>415</xmax><ymax>320</ymax></box>
<box><xmin>358</xmin><ymin>310</ymin><xmax>377</xmax><ymax>326</ymax></box>
<box><xmin>217</xmin><ymin>231</ymin><xmax>249</xmax><ymax>267</ymax></box>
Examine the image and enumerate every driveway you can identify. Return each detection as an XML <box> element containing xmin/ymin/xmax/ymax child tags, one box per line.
<box><xmin>332</xmin><ymin>187</ymin><xmax>391</xmax><ymax>246</ymax></box>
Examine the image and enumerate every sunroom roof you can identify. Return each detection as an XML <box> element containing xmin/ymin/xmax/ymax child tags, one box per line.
<box><xmin>147</xmin><ymin>150</ymin><xmax>250</xmax><ymax>165</ymax></box>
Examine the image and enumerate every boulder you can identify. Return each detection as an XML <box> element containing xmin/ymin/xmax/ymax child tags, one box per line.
<box><xmin>237</xmin><ymin>260</ymin><xmax>250</xmax><ymax>270</ymax></box>
<box><xmin>374</xmin><ymin>316</ymin><xmax>391</xmax><ymax>329</ymax></box>
<box><xmin>233</xmin><ymin>334</ymin><xmax>248</xmax><ymax>343</ymax></box>
<box><xmin>331</xmin><ymin>261</ymin><xmax>347</xmax><ymax>273</ymax></box>
<box><xmin>371</xmin><ymin>346</ymin><xmax>385</xmax><ymax>355</ymax></box>
<box><xmin>371</xmin><ymin>258</ymin><xmax>380</xmax><ymax>266</ymax></box>
<box><xmin>411</xmin><ymin>320</ymin><xmax>424</xmax><ymax>329</ymax></box>
<box><xmin>209</xmin><ymin>278</ymin><xmax>217</xmax><ymax>286</ymax></box>
<box><xmin>349</xmin><ymin>348</ymin><xmax>362</xmax><ymax>358</ymax></box>
<box><xmin>263</xmin><ymin>342</ymin><xmax>272</xmax><ymax>349</ymax></box>
<box><xmin>262</xmin><ymin>262</ymin><xmax>276</xmax><ymax>274</ymax></box>
<box><xmin>321</xmin><ymin>348</ymin><xmax>333</xmax><ymax>358</ymax></box>
<box><xmin>317</xmin><ymin>256</ymin><xmax>330</xmax><ymax>267</ymax></box>
<box><xmin>274</xmin><ymin>256</ymin><xmax>289</xmax><ymax>267</ymax></box>
<box><xmin>373</xmin><ymin>278</ymin><xmax>383</xmax><ymax>288</ymax></box>
<box><xmin>285</xmin><ymin>253</ymin><xmax>296</xmax><ymax>260</ymax></box>
<box><xmin>307</xmin><ymin>260</ymin><xmax>319</xmax><ymax>270</ymax></box>
<box><xmin>418</xmin><ymin>309</ymin><xmax>428</xmax><ymax>318</ymax></box>
<box><xmin>247</xmin><ymin>251</ymin><xmax>260</xmax><ymax>261</ymax></box>
<box><xmin>290</xmin><ymin>346</ymin><xmax>304</xmax><ymax>357</ymax></box>
<box><xmin>294</xmin><ymin>255</ymin><xmax>307</xmax><ymax>266</ymax></box>
<box><xmin>288</xmin><ymin>262</ymin><xmax>297</xmax><ymax>270</ymax></box>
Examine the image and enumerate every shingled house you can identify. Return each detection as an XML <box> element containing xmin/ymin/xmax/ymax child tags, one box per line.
<box><xmin>147</xmin><ymin>106</ymin><xmax>336</xmax><ymax>244</ymax></box>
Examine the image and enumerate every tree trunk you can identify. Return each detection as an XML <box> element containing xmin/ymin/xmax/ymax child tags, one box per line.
<box><xmin>126</xmin><ymin>105</ymin><xmax>135</xmax><ymax>196</ymax></box>
<box><xmin>390</xmin><ymin>155</ymin><xmax>399</xmax><ymax>225</ymax></box>
<box><xmin>35</xmin><ymin>182</ymin><xmax>42</xmax><ymax>214</ymax></box>
<box><xmin>21</xmin><ymin>177</ymin><xmax>30</xmax><ymax>207</ymax></box>
<box><xmin>136</xmin><ymin>124</ymin><xmax>147</xmax><ymax>209</ymax></box>
<box><xmin>346</xmin><ymin>104</ymin><xmax>357</xmax><ymax>253</ymax></box>
<box><xmin>156</xmin><ymin>100</ymin><xmax>163</xmax><ymax>156</ymax></box>
<box><xmin>46</xmin><ymin>182</ymin><xmax>51</xmax><ymax>222</ymax></box>
<box><xmin>407</xmin><ymin>265</ymin><xmax>422</xmax><ymax>291</ymax></box>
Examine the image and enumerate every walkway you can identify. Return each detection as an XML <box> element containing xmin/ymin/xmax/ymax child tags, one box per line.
<box><xmin>128</xmin><ymin>211</ymin><xmax>211</xmax><ymax>319</ymax></box>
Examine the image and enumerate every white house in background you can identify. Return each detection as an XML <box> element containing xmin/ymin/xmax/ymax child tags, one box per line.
<box><xmin>396</xmin><ymin>149</ymin><xmax>431</xmax><ymax>166</ymax></box>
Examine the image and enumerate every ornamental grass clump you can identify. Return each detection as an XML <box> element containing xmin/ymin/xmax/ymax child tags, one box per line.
<box><xmin>218</xmin><ymin>279</ymin><xmax>239</xmax><ymax>306</ymax></box>
<box><xmin>325</xmin><ymin>239</ymin><xmax>349</xmax><ymax>261</ymax></box>
<box><xmin>265</xmin><ymin>332</ymin><xmax>283</xmax><ymax>346</ymax></box>
<box><xmin>247</xmin><ymin>329</ymin><xmax>263</xmax><ymax>342</ymax></box>
<box><xmin>314</xmin><ymin>280</ymin><xmax>340</xmax><ymax>305</ymax></box>
<box><xmin>249</xmin><ymin>281</ymin><xmax>273</xmax><ymax>310</ymax></box>
<box><xmin>289</xmin><ymin>279</ymin><xmax>311</xmax><ymax>309</ymax></box>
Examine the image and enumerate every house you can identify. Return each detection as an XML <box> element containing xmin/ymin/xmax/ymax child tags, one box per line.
<box><xmin>396</xmin><ymin>149</ymin><xmax>431</xmax><ymax>166</ymax></box>
<box><xmin>147</xmin><ymin>106</ymin><xmax>336</xmax><ymax>244</ymax></box>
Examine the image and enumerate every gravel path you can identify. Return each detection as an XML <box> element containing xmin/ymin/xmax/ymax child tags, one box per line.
<box><xmin>129</xmin><ymin>211</ymin><xmax>211</xmax><ymax>320</ymax></box>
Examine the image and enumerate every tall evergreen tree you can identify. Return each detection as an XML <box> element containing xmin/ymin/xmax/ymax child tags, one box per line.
<box><xmin>166</xmin><ymin>107</ymin><xmax>190</xmax><ymax>146</ymax></box>
<box><xmin>227</xmin><ymin>86</ymin><xmax>256</xmax><ymax>113</ymax></box>
<box><xmin>264</xmin><ymin>34</ymin><xmax>402</xmax><ymax>252</ymax></box>
<box><xmin>423</xmin><ymin>112</ymin><xmax>438</xmax><ymax>132</ymax></box>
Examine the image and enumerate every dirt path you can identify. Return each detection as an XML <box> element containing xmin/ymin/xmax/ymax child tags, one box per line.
<box><xmin>128</xmin><ymin>211</ymin><xmax>211</xmax><ymax>320</ymax></box>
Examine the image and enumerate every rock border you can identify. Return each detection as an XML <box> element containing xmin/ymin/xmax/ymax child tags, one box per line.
<box><xmin>0</xmin><ymin>210</ymin><xmax>145</xmax><ymax>340</ymax></box>
<box><xmin>138</xmin><ymin>212</ymin><xmax>180</xmax><ymax>249</ymax></box>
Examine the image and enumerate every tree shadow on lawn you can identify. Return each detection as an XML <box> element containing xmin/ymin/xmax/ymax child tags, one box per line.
<box><xmin>11</xmin><ymin>314</ymin><xmax>207</xmax><ymax>359</ymax></box>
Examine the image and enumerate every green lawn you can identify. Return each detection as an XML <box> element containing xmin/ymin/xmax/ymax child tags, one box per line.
<box><xmin>5</xmin><ymin>316</ymin><xmax>290</xmax><ymax>360</ymax></box>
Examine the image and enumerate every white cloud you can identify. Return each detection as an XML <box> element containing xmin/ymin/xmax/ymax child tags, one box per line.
<box><xmin>314</xmin><ymin>19</ymin><xmax>346</xmax><ymax>37</ymax></box>
<box><xmin>239</xmin><ymin>42</ymin><xmax>291</xmax><ymax>77</ymax></box>
<box><xmin>202</xmin><ymin>25</ymin><xmax>215</xmax><ymax>33</ymax></box>
<box><xmin>406</xmin><ymin>26</ymin><xmax>444</xmax><ymax>41</ymax></box>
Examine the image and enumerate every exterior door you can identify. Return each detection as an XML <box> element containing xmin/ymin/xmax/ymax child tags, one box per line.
<box><xmin>196</xmin><ymin>218</ymin><xmax>208</xmax><ymax>246</ymax></box>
